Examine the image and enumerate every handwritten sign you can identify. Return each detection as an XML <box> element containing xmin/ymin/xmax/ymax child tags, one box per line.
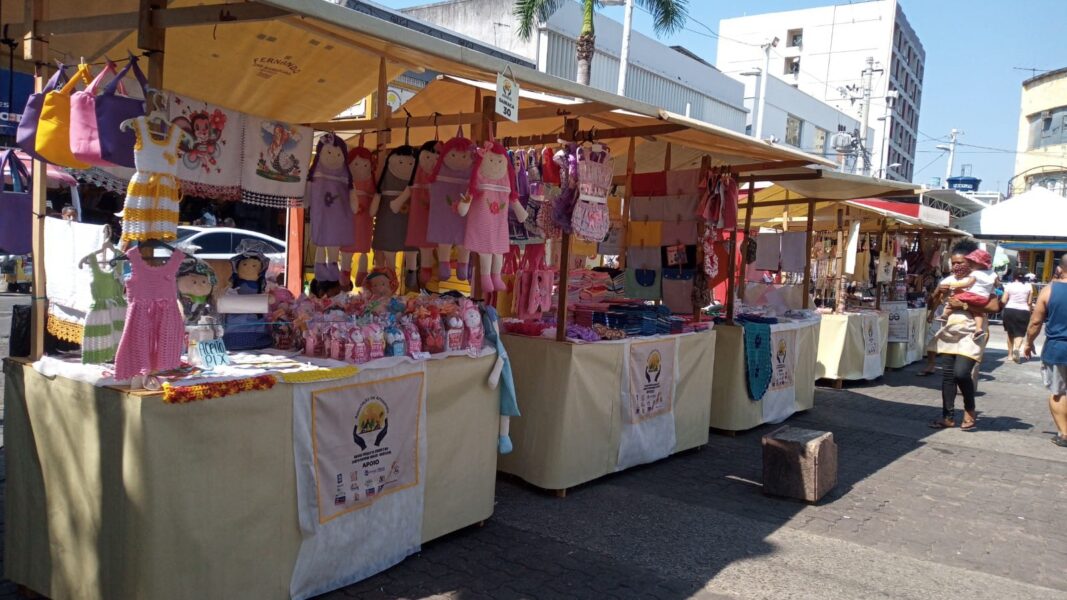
<box><xmin>495</xmin><ymin>69</ymin><xmax>520</xmax><ymax>123</ymax></box>
<box><xmin>197</xmin><ymin>338</ymin><xmax>231</xmax><ymax>369</ymax></box>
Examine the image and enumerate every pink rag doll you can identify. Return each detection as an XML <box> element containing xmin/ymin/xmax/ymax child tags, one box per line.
<box><xmin>397</xmin><ymin>140</ymin><xmax>440</xmax><ymax>289</ymax></box>
<box><xmin>341</xmin><ymin>141</ymin><xmax>377</xmax><ymax>289</ymax></box>
<box><xmin>457</xmin><ymin>140</ymin><xmax>529</xmax><ymax>300</ymax></box>
<box><xmin>304</xmin><ymin>133</ymin><xmax>355</xmax><ymax>284</ymax></box>
<box><xmin>427</xmin><ymin>132</ymin><xmax>476</xmax><ymax>282</ymax></box>
<box><xmin>459</xmin><ymin>298</ymin><xmax>484</xmax><ymax>351</ymax></box>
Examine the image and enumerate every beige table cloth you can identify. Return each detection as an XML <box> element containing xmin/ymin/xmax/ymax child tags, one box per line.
<box><xmin>709</xmin><ymin>319</ymin><xmax>820</xmax><ymax>431</ymax></box>
<box><xmin>886</xmin><ymin>308</ymin><xmax>928</xmax><ymax>368</ymax></box>
<box><xmin>4</xmin><ymin>354</ymin><xmax>498</xmax><ymax>600</ymax></box>
<box><xmin>815</xmin><ymin>312</ymin><xmax>890</xmax><ymax>381</ymax></box>
<box><xmin>498</xmin><ymin>331</ymin><xmax>715</xmax><ymax>491</ymax></box>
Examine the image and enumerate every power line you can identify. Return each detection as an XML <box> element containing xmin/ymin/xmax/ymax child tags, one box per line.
<box><xmin>913</xmin><ymin>149</ymin><xmax>947</xmax><ymax>177</ymax></box>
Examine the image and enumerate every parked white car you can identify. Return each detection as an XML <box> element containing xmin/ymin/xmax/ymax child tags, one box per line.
<box><xmin>175</xmin><ymin>226</ymin><xmax>286</xmax><ymax>281</ymax></box>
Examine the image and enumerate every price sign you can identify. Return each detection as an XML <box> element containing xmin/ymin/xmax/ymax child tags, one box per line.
<box><xmin>495</xmin><ymin>67</ymin><xmax>520</xmax><ymax>123</ymax></box>
<box><xmin>197</xmin><ymin>338</ymin><xmax>231</xmax><ymax>370</ymax></box>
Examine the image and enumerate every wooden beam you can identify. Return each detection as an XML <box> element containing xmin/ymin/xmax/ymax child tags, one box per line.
<box><xmin>738</xmin><ymin>197</ymin><xmax>834</xmax><ymax>210</ymax></box>
<box><xmin>731</xmin><ymin>159</ymin><xmax>815</xmax><ymax>174</ymax></box>
<box><xmin>620</xmin><ymin>136</ymin><xmax>636</xmax><ymax>269</ymax></box>
<box><xmin>6</xmin><ymin>3</ymin><xmax>288</xmax><ymax>37</ymax></box>
<box><xmin>663</xmin><ymin>142</ymin><xmax>672</xmax><ymax>171</ymax></box>
<box><xmin>502</xmin><ymin>122</ymin><xmax>686</xmax><ymax>149</ymax></box>
<box><xmin>755</xmin><ymin>172</ymin><xmax>823</xmax><ymax>182</ymax></box>
<box><xmin>802</xmin><ymin>198</ymin><xmax>815</xmax><ymax>309</ymax></box>
<box><xmin>694</xmin><ymin>155</ymin><xmax>711</xmax><ymax>320</ymax></box>
<box><xmin>307</xmin><ymin>102</ymin><xmax>615</xmax><ymax>132</ymax></box>
<box><xmin>21</xmin><ymin>0</ymin><xmax>46</xmax><ymax>62</ymax></box>
<box><xmin>835</xmin><ymin>208</ymin><xmax>846</xmax><ymax>314</ymax></box>
<box><xmin>554</xmin><ymin>118</ymin><xmax>580</xmax><ymax>342</ymax></box>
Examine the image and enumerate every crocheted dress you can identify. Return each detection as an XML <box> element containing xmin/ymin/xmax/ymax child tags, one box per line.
<box><xmin>121</xmin><ymin>117</ymin><xmax>183</xmax><ymax>242</ymax></box>
<box><xmin>405</xmin><ymin>168</ymin><xmax>433</xmax><ymax>248</ymax></box>
<box><xmin>463</xmin><ymin>171</ymin><xmax>514</xmax><ymax>255</ymax></box>
<box><xmin>342</xmin><ymin>177</ymin><xmax>375</xmax><ymax>254</ymax></box>
<box><xmin>81</xmin><ymin>259</ymin><xmax>127</xmax><ymax>365</ymax></box>
<box><xmin>114</xmin><ymin>248</ymin><xmax>186</xmax><ymax>379</ymax></box>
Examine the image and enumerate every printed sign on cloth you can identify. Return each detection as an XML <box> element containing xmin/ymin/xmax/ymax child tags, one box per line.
<box><xmin>618</xmin><ymin>338</ymin><xmax>678</xmax><ymax>470</ymax></box>
<box><xmin>241</xmin><ymin>115</ymin><xmax>313</xmax><ymax>207</ymax></box>
<box><xmin>907</xmin><ymin>311</ymin><xmax>925</xmax><ymax>360</ymax></box>
<box><xmin>291</xmin><ymin>365</ymin><xmax>427</xmax><ymax>600</ymax></box>
<box><xmin>762</xmin><ymin>327</ymin><xmax>797</xmax><ymax>424</ymax></box>
<box><xmin>860</xmin><ymin>312</ymin><xmax>885</xmax><ymax>379</ymax></box>
<box><xmin>884</xmin><ymin>301</ymin><xmax>909</xmax><ymax>343</ymax></box>
<box><xmin>169</xmin><ymin>94</ymin><xmax>244</xmax><ymax>201</ymax></box>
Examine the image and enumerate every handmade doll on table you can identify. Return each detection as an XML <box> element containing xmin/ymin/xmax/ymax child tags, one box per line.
<box><xmin>457</xmin><ymin>140</ymin><xmax>528</xmax><ymax>299</ymax></box>
<box><xmin>427</xmin><ymin>131</ymin><xmax>476</xmax><ymax>282</ymax></box>
<box><xmin>364</xmin><ymin>269</ymin><xmax>401</xmax><ymax>315</ymax></box>
<box><xmin>304</xmin><ymin>133</ymin><xmax>355</xmax><ymax>286</ymax></box>
<box><xmin>176</xmin><ymin>255</ymin><xmax>223</xmax><ymax>340</ymax></box>
<box><xmin>222</xmin><ymin>245</ymin><xmax>274</xmax><ymax>350</ymax></box>
<box><xmin>371</xmin><ymin>145</ymin><xmax>418</xmax><ymax>288</ymax></box>
<box><xmin>340</xmin><ymin>141</ymin><xmax>377</xmax><ymax>288</ymax></box>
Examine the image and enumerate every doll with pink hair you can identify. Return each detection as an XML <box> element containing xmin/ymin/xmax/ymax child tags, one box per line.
<box><xmin>427</xmin><ymin>131</ymin><xmax>476</xmax><ymax>282</ymax></box>
<box><xmin>340</xmin><ymin>140</ymin><xmax>377</xmax><ymax>288</ymax></box>
<box><xmin>457</xmin><ymin>140</ymin><xmax>529</xmax><ymax>299</ymax></box>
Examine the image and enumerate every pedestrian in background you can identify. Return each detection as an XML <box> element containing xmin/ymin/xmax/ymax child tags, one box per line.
<box><xmin>1002</xmin><ymin>270</ymin><xmax>1034</xmax><ymax>363</ymax></box>
<box><xmin>1024</xmin><ymin>254</ymin><xmax>1067</xmax><ymax>447</ymax></box>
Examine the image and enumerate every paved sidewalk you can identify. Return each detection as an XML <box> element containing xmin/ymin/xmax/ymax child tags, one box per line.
<box><xmin>3</xmin><ymin>330</ymin><xmax>1066</xmax><ymax>599</ymax></box>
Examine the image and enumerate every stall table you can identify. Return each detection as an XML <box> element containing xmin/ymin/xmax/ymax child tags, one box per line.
<box><xmin>886</xmin><ymin>307</ymin><xmax>928</xmax><ymax>369</ymax></box>
<box><xmin>498</xmin><ymin>330</ymin><xmax>715</xmax><ymax>493</ymax></box>
<box><xmin>815</xmin><ymin>312</ymin><xmax>890</xmax><ymax>384</ymax></box>
<box><xmin>709</xmin><ymin>318</ymin><xmax>820</xmax><ymax>432</ymax></box>
<box><xmin>4</xmin><ymin>353</ymin><xmax>500</xmax><ymax>600</ymax></box>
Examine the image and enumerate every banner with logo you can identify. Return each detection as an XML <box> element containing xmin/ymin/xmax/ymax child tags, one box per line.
<box><xmin>290</xmin><ymin>365</ymin><xmax>427</xmax><ymax>600</ymax></box>
<box><xmin>906</xmin><ymin>309</ymin><xmax>926</xmax><ymax>363</ymax></box>
<box><xmin>762</xmin><ymin>327</ymin><xmax>797</xmax><ymax>424</ymax></box>
<box><xmin>884</xmin><ymin>301</ymin><xmax>909</xmax><ymax>342</ymax></box>
<box><xmin>861</xmin><ymin>312</ymin><xmax>885</xmax><ymax>379</ymax></box>
<box><xmin>618</xmin><ymin>338</ymin><xmax>678</xmax><ymax>470</ymax></box>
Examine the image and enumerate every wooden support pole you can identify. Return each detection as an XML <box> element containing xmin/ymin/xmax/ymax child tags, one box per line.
<box><xmin>554</xmin><ymin>119</ymin><xmax>580</xmax><ymax>342</ymax></box>
<box><xmin>620</xmin><ymin>136</ymin><xmax>636</xmax><ymax>269</ymax></box>
<box><xmin>802</xmin><ymin>199</ymin><xmax>815</xmax><ymax>309</ymax></box>
<box><xmin>694</xmin><ymin>155</ymin><xmax>711</xmax><ymax>320</ymax></box>
<box><xmin>835</xmin><ymin>208</ymin><xmax>846</xmax><ymax>314</ymax></box>
<box><xmin>726</xmin><ymin>176</ymin><xmax>755</xmax><ymax>324</ymax></box>
<box><xmin>27</xmin><ymin>0</ymin><xmax>46</xmax><ymax>360</ymax></box>
<box><xmin>876</xmin><ymin>218</ymin><xmax>888</xmax><ymax>310</ymax></box>
<box><xmin>663</xmin><ymin>142</ymin><xmax>672</xmax><ymax>171</ymax></box>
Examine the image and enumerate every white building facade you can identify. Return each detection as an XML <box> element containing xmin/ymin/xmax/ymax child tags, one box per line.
<box><xmin>402</xmin><ymin>0</ymin><xmax>749</xmax><ymax>132</ymax></box>
<box><xmin>717</xmin><ymin>0</ymin><xmax>924</xmax><ymax>181</ymax></box>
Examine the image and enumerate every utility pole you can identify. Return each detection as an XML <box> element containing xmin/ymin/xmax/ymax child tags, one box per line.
<box><xmin>858</xmin><ymin>57</ymin><xmax>883</xmax><ymax>176</ymax></box>
<box><xmin>616</xmin><ymin>0</ymin><xmax>634</xmax><ymax>95</ymax></box>
<box><xmin>754</xmin><ymin>36</ymin><xmax>779</xmax><ymax>141</ymax></box>
<box><xmin>939</xmin><ymin>128</ymin><xmax>961</xmax><ymax>186</ymax></box>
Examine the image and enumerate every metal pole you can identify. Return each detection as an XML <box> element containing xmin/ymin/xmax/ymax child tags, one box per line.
<box><xmin>616</xmin><ymin>0</ymin><xmax>634</xmax><ymax>96</ymax></box>
<box><xmin>859</xmin><ymin>57</ymin><xmax>875</xmax><ymax>175</ymax></box>
<box><xmin>754</xmin><ymin>42</ymin><xmax>773</xmax><ymax>141</ymax></box>
<box><xmin>943</xmin><ymin>128</ymin><xmax>959</xmax><ymax>185</ymax></box>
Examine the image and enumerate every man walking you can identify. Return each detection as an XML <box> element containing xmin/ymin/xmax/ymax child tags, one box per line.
<box><xmin>1025</xmin><ymin>254</ymin><xmax>1067</xmax><ymax>447</ymax></box>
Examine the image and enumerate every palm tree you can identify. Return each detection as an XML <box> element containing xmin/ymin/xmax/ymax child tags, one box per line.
<box><xmin>515</xmin><ymin>0</ymin><xmax>689</xmax><ymax>87</ymax></box>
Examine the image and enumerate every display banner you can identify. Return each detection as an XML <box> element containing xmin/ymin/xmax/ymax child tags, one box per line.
<box><xmin>884</xmin><ymin>301</ymin><xmax>909</xmax><ymax>342</ymax></box>
<box><xmin>291</xmin><ymin>365</ymin><xmax>427</xmax><ymax>600</ymax></box>
<box><xmin>906</xmin><ymin>310</ymin><xmax>925</xmax><ymax>361</ymax></box>
<box><xmin>762</xmin><ymin>327</ymin><xmax>798</xmax><ymax>424</ymax></box>
<box><xmin>861</xmin><ymin>312</ymin><xmax>885</xmax><ymax>379</ymax></box>
<box><xmin>617</xmin><ymin>338</ymin><xmax>678</xmax><ymax>470</ymax></box>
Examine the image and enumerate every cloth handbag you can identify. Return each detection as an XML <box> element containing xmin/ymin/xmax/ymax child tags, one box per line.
<box><xmin>0</xmin><ymin>150</ymin><xmax>33</xmax><ymax>254</ymax></box>
<box><xmin>624</xmin><ymin>267</ymin><xmax>661</xmax><ymax>301</ymax></box>
<box><xmin>95</xmin><ymin>56</ymin><xmax>150</xmax><ymax>169</ymax></box>
<box><xmin>496</xmin><ymin>247</ymin><xmax>520</xmax><ymax>318</ymax></box>
<box><xmin>661</xmin><ymin>269</ymin><xmax>695</xmax><ymax>314</ymax></box>
<box><xmin>17</xmin><ymin>65</ymin><xmax>69</xmax><ymax>162</ymax></box>
<box><xmin>514</xmin><ymin>244</ymin><xmax>552</xmax><ymax>320</ymax></box>
<box><xmin>69</xmin><ymin>60</ymin><xmax>124</xmax><ymax>167</ymax></box>
<box><xmin>35</xmin><ymin>63</ymin><xmax>93</xmax><ymax>168</ymax></box>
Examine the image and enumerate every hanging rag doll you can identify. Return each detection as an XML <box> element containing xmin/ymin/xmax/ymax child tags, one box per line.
<box><xmin>304</xmin><ymin>133</ymin><xmax>355</xmax><ymax>285</ymax></box>
<box><xmin>457</xmin><ymin>140</ymin><xmax>529</xmax><ymax>300</ymax></box>
<box><xmin>480</xmin><ymin>305</ymin><xmax>520</xmax><ymax>454</ymax></box>
<box><xmin>427</xmin><ymin>131</ymin><xmax>476</xmax><ymax>281</ymax></box>
<box><xmin>176</xmin><ymin>255</ymin><xmax>222</xmax><ymax>336</ymax></box>
<box><xmin>222</xmin><ymin>247</ymin><xmax>273</xmax><ymax>350</ymax></box>
<box><xmin>398</xmin><ymin>140</ymin><xmax>440</xmax><ymax>289</ymax></box>
<box><xmin>571</xmin><ymin>143</ymin><xmax>613</xmax><ymax>242</ymax></box>
<box><xmin>371</xmin><ymin>145</ymin><xmax>417</xmax><ymax>282</ymax></box>
<box><xmin>340</xmin><ymin>139</ymin><xmax>377</xmax><ymax>288</ymax></box>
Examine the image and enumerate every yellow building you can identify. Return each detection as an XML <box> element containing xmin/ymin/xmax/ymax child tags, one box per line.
<box><xmin>1014</xmin><ymin>67</ymin><xmax>1067</xmax><ymax>196</ymax></box>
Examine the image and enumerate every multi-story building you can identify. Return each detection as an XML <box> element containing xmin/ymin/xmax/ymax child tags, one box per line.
<box><xmin>400</xmin><ymin>0</ymin><xmax>749</xmax><ymax>132</ymax></box>
<box><xmin>1013</xmin><ymin>67</ymin><xmax>1067</xmax><ymax>197</ymax></box>
<box><xmin>717</xmin><ymin>0</ymin><xmax>924</xmax><ymax>181</ymax></box>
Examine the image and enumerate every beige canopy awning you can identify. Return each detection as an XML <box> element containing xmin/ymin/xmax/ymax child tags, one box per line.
<box><xmin>739</xmin><ymin>170</ymin><xmax>920</xmax><ymax>227</ymax></box>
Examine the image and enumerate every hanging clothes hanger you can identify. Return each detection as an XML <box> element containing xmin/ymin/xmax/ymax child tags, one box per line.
<box><xmin>79</xmin><ymin>225</ymin><xmax>119</xmax><ymax>269</ymax></box>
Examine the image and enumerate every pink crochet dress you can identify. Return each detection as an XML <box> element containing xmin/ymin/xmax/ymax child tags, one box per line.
<box><xmin>114</xmin><ymin>248</ymin><xmax>186</xmax><ymax>379</ymax></box>
<box><xmin>405</xmin><ymin>169</ymin><xmax>433</xmax><ymax>248</ymax></box>
<box><xmin>463</xmin><ymin>173</ymin><xmax>513</xmax><ymax>255</ymax></box>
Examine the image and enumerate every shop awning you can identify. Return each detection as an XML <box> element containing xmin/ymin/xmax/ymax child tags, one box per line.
<box><xmin>739</xmin><ymin>171</ymin><xmax>921</xmax><ymax>227</ymax></box>
<box><xmin>954</xmin><ymin>186</ymin><xmax>1067</xmax><ymax>241</ymax></box>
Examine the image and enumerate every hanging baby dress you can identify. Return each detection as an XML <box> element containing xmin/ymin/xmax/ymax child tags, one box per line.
<box><xmin>405</xmin><ymin>165</ymin><xmax>433</xmax><ymax>248</ymax></box>
<box><xmin>372</xmin><ymin>167</ymin><xmax>414</xmax><ymax>252</ymax></box>
<box><xmin>81</xmin><ymin>259</ymin><xmax>127</xmax><ymax>364</ymax></box>
<box><xmin>463</xmin><ymin>165</ymin><xmax>515</xmax><ymax>255</ymax></box>
<box><xmin>121</xmin><ymin>116</ymin><xmax>184</xmax><ymax>242</ymax></box>
<box><xmin>571</xmin><ymin>145</ymin><xmax>613</xmax><ymax>242</ymax></box>
<box><xmin>114</xmin><ymin>248</ymin><xmax>186</xmax><ymax>379</ymax></box>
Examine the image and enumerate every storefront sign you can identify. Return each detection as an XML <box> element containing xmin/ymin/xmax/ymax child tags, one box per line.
<box><xmin>311</xmin><ymin>373</ymin><xmax>423</xmax><ymax>524</ymax></box>
<box><xmin>885</xmin><ymin>301</ymin><xmax>909</xmax><ymax>342</ymax></box>
<box><xmin>495</xmin><ymin>69</ymin><xmax>519</xmax><ymax>123</ymax></box>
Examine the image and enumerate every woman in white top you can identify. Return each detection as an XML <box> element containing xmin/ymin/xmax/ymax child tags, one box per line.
<box><xmin>1002</xmin><ymin>271</ymin><xmax>1034</xmax><ymax>362</ymax></box>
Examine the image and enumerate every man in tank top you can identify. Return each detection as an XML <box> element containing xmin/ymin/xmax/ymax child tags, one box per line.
<box><xmin>1025</xmin><ymin>254</ymin><xmax>1067</xmax><ymax>447</ymax></box>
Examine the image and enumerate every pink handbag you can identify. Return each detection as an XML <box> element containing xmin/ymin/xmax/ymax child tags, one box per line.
<box><xmin>69</xmin><ymin>61</ymin><xmax>124</xmax><ymax>166</ymax></box>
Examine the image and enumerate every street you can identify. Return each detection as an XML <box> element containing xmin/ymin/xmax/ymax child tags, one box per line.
<box><xmin>0</xmin><ymin>304</ymin><xmax>1064</xmax><ymax>598</ymax></box>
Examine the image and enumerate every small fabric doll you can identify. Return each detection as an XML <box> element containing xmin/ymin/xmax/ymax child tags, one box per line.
<box><xmin>371</xmin><ymin>145</ymin><xmax>417</xmax><ymax>282</ymax></box>
<box><xmin>222</xmin><ymin>246</ymin><xmax>274</xmax><ymax>350</ymax></box>
<box><xmin>176</xmin><ymin>255</ymin><xmax>223</xmax><ymax>338</ymax></box>
<box><xmin>400</xmin><ymin>140</ymin><xmax>440</xmax><ymax>288</ymax></box>
<box><xmin>457</xmin><ymin>140</ymin><xmax>529</xmax><ymax>300</ymax></box>
<box><xmin>459</xmin><ymin>298</ymin><xmax>484</xmax><ymax>351</ymax></box>
<box><xmin>480</xmin><ymin>305</ymin><xmax>520</xmax><ymax>454</ymax></box>
<box><xmin>304</xmin><ymin>133</ymin><xmax>355</xmax><ymax>284</ymax></box>
<box><xmin>341</xmin><ymin>138</ymin><xmax>377</xmax><ymax>288</ymax></box>
<box><xmin>364</xmin><ymin>268</ymin><xmax>398</xmax><ymax>314</ymax></box>
<box><xmin>427</xmin><ymin>131</ymin><xmax>476</xmax><ymax>282</ymax></box>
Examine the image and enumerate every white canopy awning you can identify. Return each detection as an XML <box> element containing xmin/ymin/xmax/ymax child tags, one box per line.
<box><xmin>955</xmin><ymin>187</ymin><xmax>1067</xmax><ymax>241</ymax></box>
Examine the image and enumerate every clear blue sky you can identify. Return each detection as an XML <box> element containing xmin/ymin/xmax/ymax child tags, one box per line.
<box><xmin>378</xmin><ymin>0</ymin><xmax>1067</xmax><ymax>192</ymax></box>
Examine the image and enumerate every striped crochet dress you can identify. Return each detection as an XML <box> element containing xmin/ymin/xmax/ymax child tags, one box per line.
<box><xmin>81</xmin><ymin>259</ymin><xmax>127</xmax><ymax>364</ymax></box>
<box><xmin>121</xmin><ymin>116</ymin><xmax>183</xmax><ymax>242</ymax></box>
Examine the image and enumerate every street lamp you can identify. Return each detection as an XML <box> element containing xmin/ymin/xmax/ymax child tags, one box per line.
<box><xmin>738</xmin><ymin>69</ymin><xmax>762</xmax><ymax>137</ymax></box>
<box><xmin>755</xmin><ymin>37</ymin><xmax>779</xmax><ymax>141</ymax></box>
<box><xmin>601</xmin><ymin>0</ymin><xmax>634</xmax><ymax>96</ymax></box>
<box><xmin>874</xmin><ymin>162</ymin><xmax>901</xmax><ymax>179</ymax></box>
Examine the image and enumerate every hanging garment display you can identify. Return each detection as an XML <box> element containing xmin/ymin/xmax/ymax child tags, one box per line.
<box><xmin>665</xmin><ymin>168</ymin><xmax>701</xmax><ymax>196</ymax></box>
<box><xmin>18</xmin><ymin>65</ymin><xmax>69</xmax><ymax>162</ymax></box>
<box><xmin>630</xmin><ymin>196</ymin><xmax>665</xmax><ymax>221</ymax></box>
<box><xmin>661</xmin><ymin>195</ymin><xmax>700</xmax><ymax>223</ymax></box>
<box><xmin>114</xmin><ymin>248</ymin><xmax>186</xmax><ymax>380</ymax></box>
<box><xmin>844</xmin><ymin>221</ymin><xmax>861</xmax><ymax>275</ymax></box>
<box><xmin>35</xmin><ymin>63</ymin><xmax>92</xmax><ymax>168</ymax></box>
<box><xmin>571</xmin><ymin>144</ymin><xmax>613</xmax><ymax>242</ymax></box>
<box><xmin>120</xmin><ymin>116</ymin><xmax>188</xmax><ymax>243</ymax></box>
<box><xmin>94</xmin><ymin>56</ymin><xmax>150</xmax><ymax>169</ymax></box>
<box><xmin>169</xmin><ymin>93</ymin><xmax>244</xmax><ymax>200</ymax></box>
<box><xmin>522</xmin><ymin>148</ymin><xmax>547</xmax><ymax>241</ymax></box>
<box><xmin>753</xmin><ymin>232</ymin><xmax>782</xmax><ymax>271</ymax></box>
<box><xmin>627</xmin><ymin>221</ymin><xmax>662</xmax><ymax>247</ymax></box>
<box><xmin>68</xmin><ymin>60</ymin><xmax>123</xmax><ymax>167</ymax></box>
<box><xmin>508</xmin><ymin>150</ymin><xmax>531</xmax><ymax>243</ymax></box>
<box><xmin>81</xmin><ymin>259</ymin><xmax>127</xmax><ymax>365</ymax></box>
<box><xmin>44</xmin><ymin>218</ymin><xmax>108</xmax><ymax>343</ymax></box>
<box><xmin>698</xmin><ymin>170</ymin><xmax>739</xmax><ymax>229</ymax></box>
<box><xmin>779</xmin><ymin>231</ymin><xmax>808</xmax><ymax>273</ymax></box>
<box><xmin>661</xmin><ymin>220</ymin><xmax>698</xmax><ymax>246</ymax></box>
<box><xmin>0</xmin><ymin>150</ymin><xmax>33</xmax><ymax>255</ymax></box>
<box><xmin>240</xmin><ymin>116</ymin><xmax>313</xmax><ymax>207</ymax></box>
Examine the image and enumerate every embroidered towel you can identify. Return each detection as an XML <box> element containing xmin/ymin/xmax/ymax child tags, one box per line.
<box><xmin>44</xmin><ymin>218</ymin><xmax>108</xmax><ymax>341</ymax></box>
<box><xmin>241</xmin><ymin>116</ymin><xmax>313</xmax><ymax>207</ymax></box>
<box><xmin>169</xmin><ymin>94</ymin><xmax>244</xmax><ymax>201</ymax></box>
<box><xmin>742</xmin><ymin>321</ymin><xmax>773</xmax><ymax>401</ymax></box>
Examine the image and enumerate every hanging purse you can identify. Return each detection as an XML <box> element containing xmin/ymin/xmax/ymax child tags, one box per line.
<box><xmin>95</xmin><ymin>56</ymin><xmax>150</xmax><ymax>168</ymax></box>
<box><xmin>69</xmin><ymin>60</ymin><xmax>124</xmax><ymax>167</ymax></box>
<box><xmin>0</xmin><ymin>150</ymin><xmax>33</xmax><ymax>255</ymax></box>
<box><xmin>17</xmin><ymin>65</ymin><xmax>69</xmax><ymax>162</ymax></box>
<box><xmin>35</xmin><ymin>63</ymin><xmax>92</xmax><ymax>168</ymax></box>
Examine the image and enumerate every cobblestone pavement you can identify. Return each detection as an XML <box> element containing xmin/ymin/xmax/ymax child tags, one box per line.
<box><xmin>3</xmin><ymin>330</ymin><xmax>1066</xmax><ymax>599</ymax></box>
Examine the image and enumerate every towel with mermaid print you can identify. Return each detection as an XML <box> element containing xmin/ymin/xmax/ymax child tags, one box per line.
<box><xmin>241</xmin><ymin>115</ymin><xmax>313</xmax><ymax>208</ymax></box>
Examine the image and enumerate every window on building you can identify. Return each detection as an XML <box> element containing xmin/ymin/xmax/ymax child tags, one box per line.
<box><xmin>784</xmin><ymin>56</ymin><xmax>800</xmax><ymax>76</ymax></box>
<box><xmin>1028</xmin><ymin>108</ymin><xmax>1067</xmax><ymax>149</ymax></box>
<box><xmin>787</xmin><ymin>28</ymin><xmax>803</xmax><ymax>47</ymax></box>
<box><xmin>785</xmin><ymin>114</ymin><xmax>803</xmax><ymax>147</ymax></box>
<box><xmin>813</xmin><ymin>127</ymin><xmax>828</xmax><ymax>154</ymax></box>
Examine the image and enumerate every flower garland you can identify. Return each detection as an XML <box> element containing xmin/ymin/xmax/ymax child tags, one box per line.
<box><xmin>163</xmin><ymin>374</ymin><xmax>277</xmax><ymax>404</ymax></box>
